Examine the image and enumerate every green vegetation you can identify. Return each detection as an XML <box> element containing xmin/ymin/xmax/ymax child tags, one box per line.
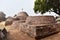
<box><xmin>34</xmin><ymin>0</ymin><xmax>60</xmax><ymax>15</ymax></box>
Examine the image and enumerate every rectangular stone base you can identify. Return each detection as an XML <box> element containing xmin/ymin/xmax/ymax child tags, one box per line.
<box><xmin>20</xmin><ymin>24</ymin><xmax>58</xmax><ymax>39</ymax></box>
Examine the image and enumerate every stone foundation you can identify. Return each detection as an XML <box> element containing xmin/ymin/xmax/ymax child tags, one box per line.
<box><xmin>20</xmin><ymin>16</ymin><xmax>59</xmax><ymax>39</ymax></box>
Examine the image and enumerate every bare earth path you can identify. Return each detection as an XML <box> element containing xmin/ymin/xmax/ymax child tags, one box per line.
<box><xmin>6</xmin><ymin>26</ymin><xmax>60</xmax><ymax>40</ymax></box>
<box><xmin>6</xmin><ymin>27</ymin><xmax>35</xmax><ymax>40</ymax></box>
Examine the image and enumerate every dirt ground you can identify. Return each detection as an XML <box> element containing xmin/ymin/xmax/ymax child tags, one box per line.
<box><xmin>0</xmin><ymin>22</ymin><xmax>60</xmax><ymax>40</ymax></box>
<box><xmin>6</xmin><ymin>28</ymin><xmax>35</xmax><ymax>40</ymax></box>
<box><xmin>0</xmin><ymin>22</ymin><xmax>35</xmax><ymax>40</ymax></box>
<box><xmin>6</xmin><ymin>26</ymin><xmax>60</xmax><ymax>40</ymax></box>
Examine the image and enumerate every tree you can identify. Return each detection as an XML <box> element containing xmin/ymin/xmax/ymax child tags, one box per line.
<box><xmin>34</xmin><ymin>0</ymin><xmax>60</xmax><ymax>15</ymax></box>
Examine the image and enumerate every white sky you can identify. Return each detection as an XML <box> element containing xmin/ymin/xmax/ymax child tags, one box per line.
<box><xmin>0</xmin><ymin>0</ymin><xmax>59</xmax><ymax>17</ymax></box>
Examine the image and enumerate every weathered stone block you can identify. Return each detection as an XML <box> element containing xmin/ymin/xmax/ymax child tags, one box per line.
<box><xmin>20</xmin><ymin>16</ymin><xmax>59</xmax><ymax>39</ymax></box>
<box><xmin>21</xmin><ymin>24</ymin><xmax>57</xmax><ymax>38</ymax></box>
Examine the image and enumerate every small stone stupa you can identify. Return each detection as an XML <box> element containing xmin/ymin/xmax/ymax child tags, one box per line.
<box><xmin>11</xmin><ymin>11</ymin><xmax>28</xmax><ymax>29</ymax></box>
<box><xmin>17</xmin><ymin>11</ymin><xmax>28</xmax><ymax>17</ymax></box>
<box><xmin>14</xmin><ymin>10</ymin><xmax>28</xmax><ymax>22</ymax></box>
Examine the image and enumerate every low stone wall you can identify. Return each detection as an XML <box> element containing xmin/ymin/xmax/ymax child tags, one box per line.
<box><xmin>26</xmin><ymin>16</ymin><xmax>56</xmax><ymax>25</ymax></box>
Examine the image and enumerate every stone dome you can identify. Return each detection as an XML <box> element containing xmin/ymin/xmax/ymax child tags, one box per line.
<box><xmin>17</xmin><ymin>11</ymin><xmax>28</xmax><ymax>17</ymax></box>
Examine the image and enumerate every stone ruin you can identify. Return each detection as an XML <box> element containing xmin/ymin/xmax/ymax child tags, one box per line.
<box><xmin>15</xmin><ymin>11</ymin><xmax>28</xmax><ymax>22</ymax></box>
<box><xmin>5</xmin><ymin>16</ymin><xmax>14</xmax><ymax>26</ymax></box>
<box><xmin>5</xmin><ymin>11</ymin><xmax>60</xmax><ymax>40</ymax></box>
<box><xmin>11</xmin><ymin>11</ymin><xmax>28</xmax><ymax>29</ymax></box>
<box><xmin>0</xmin><ymin>12</ymin><xmax>6</xmax><ymax>22</ymax></box>
<box><xmin>5</xmin><ymin>11</ymin><xmax>28</xmax><ymax>26</ymax></box>
<box><xmin>17</xmin><ymin>11</ymin><xmax>28</xmax><ymax>17</ymax></box>
<box><xmin>20</xmin><ymin>16</ymin><xmax>60</xmax><ymax>39</ymax></box>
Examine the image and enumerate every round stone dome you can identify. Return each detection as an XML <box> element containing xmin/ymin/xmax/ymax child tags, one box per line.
<box><xmin>17</xmin><ymin>12</ymin><xmax>28</xmax><ymax>17</ymax></box>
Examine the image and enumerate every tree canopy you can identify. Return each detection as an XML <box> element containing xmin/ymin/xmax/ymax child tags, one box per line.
<box><xmin>34</xmin><ymin>0</ymin><xmax>60</xmax><ymax>15</ymax></box>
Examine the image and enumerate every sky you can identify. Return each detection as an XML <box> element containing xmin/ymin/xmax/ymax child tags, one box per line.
<box><xmin>0</xmin><ymin>0</ymin><xmax>59</xmax><ymax>17</ymax></box>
